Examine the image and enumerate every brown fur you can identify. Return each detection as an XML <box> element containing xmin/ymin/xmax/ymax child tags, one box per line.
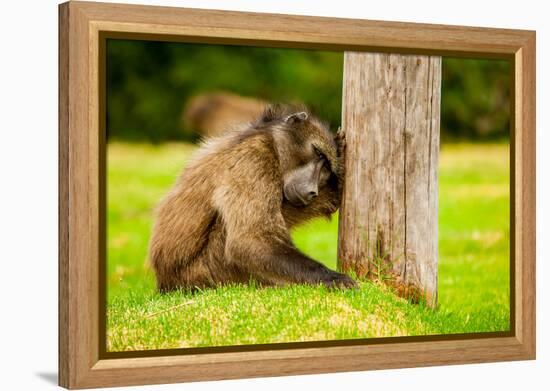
<box><xmin>149</xmin><ymin>104</ymin><xmax>356</xmax><ymax>292</ymax></box>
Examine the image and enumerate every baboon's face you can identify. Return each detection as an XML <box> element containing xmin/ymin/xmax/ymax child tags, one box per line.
<box><xmin>283</xmin><ymin>154</ymin><xmax>332</xmax><ymax>206</ymax></box>
<box><xmin>280</xmin><ymin>112</ymin><xmax>338</xmax><ymax>207</ymax></box>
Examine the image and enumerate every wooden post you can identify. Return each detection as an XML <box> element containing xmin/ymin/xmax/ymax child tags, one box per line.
<box><xmin>338</xmin><ymin>52</ymin><xmax>441</xmax><ymax>307</ymax></box>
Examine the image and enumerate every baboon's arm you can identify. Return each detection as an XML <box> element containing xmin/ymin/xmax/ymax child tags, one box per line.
<box><xmin>227</xmin><ymin>230</ymin><xmax>355</xmax><ymax>288</ymax></box>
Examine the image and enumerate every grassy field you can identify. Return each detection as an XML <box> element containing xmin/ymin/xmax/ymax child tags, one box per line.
<box><xmin>107</xmin><ymin>142</ymin><xmax>510</xmax><ymax>351</ymax></box>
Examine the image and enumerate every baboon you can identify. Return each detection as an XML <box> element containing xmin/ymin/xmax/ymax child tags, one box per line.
<box><xmin>183</xmin><ymin>92</ymin><xmax>266</xmax><ymax>138</ymax></box>
<box><xmin>149</xmin><ymin>104</ymin><xmax>357</xmax><ymax>292</ymax></box>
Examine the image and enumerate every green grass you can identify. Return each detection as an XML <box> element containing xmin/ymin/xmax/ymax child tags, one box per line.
<box><xmin>107</xmin><ymin>142</ymin><xmax>510</xmax><ymax>351</ymax></box>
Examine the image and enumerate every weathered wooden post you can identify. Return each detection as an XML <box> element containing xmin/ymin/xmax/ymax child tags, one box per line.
<box><xmin>338</xmin><ymin>52</ymin><xmax>441</xmax><ymax>307</ymax></box>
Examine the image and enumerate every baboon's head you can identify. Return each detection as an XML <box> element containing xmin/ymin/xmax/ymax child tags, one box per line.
<box><xmin>259</xmin><ymin>105</ymin><xmax>339</xmax><ymax>207</ymax></box>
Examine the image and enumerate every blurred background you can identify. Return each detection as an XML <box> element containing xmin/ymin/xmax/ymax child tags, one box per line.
<box><xmin>106</xmin><ymin>40</ymin><xmax>510</xmax><ymax>143</ymax></box>
<box><xmin>106</xmin><ymin>39</ymin><xmax>510</xmax><ymax>350</ymax></box>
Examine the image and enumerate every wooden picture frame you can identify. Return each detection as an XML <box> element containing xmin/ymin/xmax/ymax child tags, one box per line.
<box><xmin>59</xmin><ymin>1</ymin><xmax>536</xmax><ymax>388</ymax></box>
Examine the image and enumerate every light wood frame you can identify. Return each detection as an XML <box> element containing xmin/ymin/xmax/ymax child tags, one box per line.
<box><xmin>59</xmin><ymin>1</ymin><xmax>536</xmax><ymax>389</ymax></box>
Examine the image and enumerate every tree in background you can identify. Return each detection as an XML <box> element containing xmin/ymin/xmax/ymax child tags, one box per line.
<box><xmin>442</xmin><ymin>57</ymin><xmax>510</xmax><ymax>140</ymax></box>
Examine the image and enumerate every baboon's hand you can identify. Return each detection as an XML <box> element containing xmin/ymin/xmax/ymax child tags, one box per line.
<box><xmin>334</xmin><ymin>127</ymin><xmax>347</xmax><ymax>195</ymax></box>
<box><xmin>335</xmin><ymin>127</ymin><xmax>346</xmax><ymax>159</ymax></box>
<box><xmin>322</xmin><ymin>271</ymin><xmax>358</xmax><ymax>289</ymax></box>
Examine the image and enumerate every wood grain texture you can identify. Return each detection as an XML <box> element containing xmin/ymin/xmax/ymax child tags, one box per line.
<box><xmin>58</xmin><ymin>3</ymin><xmax>70</xmax><ymax>387</ymax></box>
<box><xmin>59</xmin><ymin>2</ymin><xmax>98</xmax><ymax>388</ymax></box>
<box><xmin>58</xmin><ymin>1</ymin><xmax>536</xmax><ymax>388</ymax></box>
<box><xmin>83</xmin><ymin>337</ymin><xmax>527</xmax><ymax>389</ymax></box>
<box><xmin>514</xmin><ymin>34</ymin><xmax>536</xmax><ymax>355</ymax></box>
<box><xmin>71</xmin><ymin>1</ymin><xmax>528</xmax><ymax>57</ymax></box>
<box><xmin>338</xmin><ymin>53</ymin><xmax>440</xmax><ymax>307</ymax></box>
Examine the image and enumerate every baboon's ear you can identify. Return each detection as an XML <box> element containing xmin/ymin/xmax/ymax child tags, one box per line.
<box><xmin>285</xmin><ymin>111</ymin><xmax>308</xmax><ymax>124</ymax></box>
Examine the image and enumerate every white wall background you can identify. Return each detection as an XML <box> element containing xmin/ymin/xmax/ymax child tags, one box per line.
<box><xmin>0</xmin><ymin>0</ymin><xmax>546</xmax><ymax>389</ymax></box>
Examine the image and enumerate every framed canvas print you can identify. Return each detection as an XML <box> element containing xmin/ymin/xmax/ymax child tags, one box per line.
<box><xmin>58</xmin><ymin>1</ymin><xmax>536</xmax><ymax>389</ymax></box>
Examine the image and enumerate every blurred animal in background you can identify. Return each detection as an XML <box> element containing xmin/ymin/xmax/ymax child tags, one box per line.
<box><xmin>149</xmin><ymin>104</ymin><xmax>356</xmax><ymax>292</ymax></box>
<box><xmin>182</xmin><ymin>92</ymin><xmax>267</xmax><ymax>138</ymax></box>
